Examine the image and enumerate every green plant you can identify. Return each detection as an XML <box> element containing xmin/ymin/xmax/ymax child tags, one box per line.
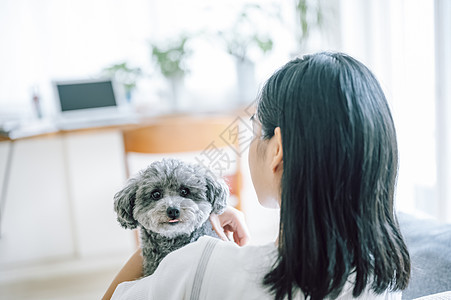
<box><xmin>150</xmin><ymin>35</ymin><xmax>192</xmax><ymax>79</ymax></box>
<box><xmin>218</xmin><ymin>4</ymin><xmax>275</xmax><ymax>62</ymax></box>
<box><xmin>295</xmin><ymin>0</ymin><xmax>325</xmax><ymax>48</ymax></box>
<box><xmin>102</xmin><ymin>62</ymin><xmax>142</xmax><ymax>94</ymax></box>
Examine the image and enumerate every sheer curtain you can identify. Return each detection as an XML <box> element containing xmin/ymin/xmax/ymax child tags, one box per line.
<box><xmin>340</xmin><ymin>0</ymin><xmax>450</xmax><ymax>222</ymax></box>
<box><xmin>435</xmin><ymin>0</ymin><xmax>451</xmax><ymax>223</ymax></box>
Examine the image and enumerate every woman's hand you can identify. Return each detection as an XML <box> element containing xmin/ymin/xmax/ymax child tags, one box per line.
<box><xmin>210</xmin><ymin>206</ymin><xmax>250</xmax><ymax>246</ymax></box>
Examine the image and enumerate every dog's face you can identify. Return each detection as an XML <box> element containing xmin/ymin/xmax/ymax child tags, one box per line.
<box><xmin>114</xmin><ymin>159</ymin><xmax>229</xmax><ymax>239</ymax></box>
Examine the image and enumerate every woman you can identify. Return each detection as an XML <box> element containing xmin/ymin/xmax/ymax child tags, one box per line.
<box><xmin>106</xmin><ymin>52</ymin><xmax>410</xmax><ymax>299</ymax></box>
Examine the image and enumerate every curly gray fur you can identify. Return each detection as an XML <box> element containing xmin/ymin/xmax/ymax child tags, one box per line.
<box><xmin>114</xmin><ymin>158</ymin><xmax>229</xmax><ymax>276</ymax></box>
<box><xmin>141</xmin><ymin>219</ymin><xmax>218</xmax><ymax>276</ymax></box>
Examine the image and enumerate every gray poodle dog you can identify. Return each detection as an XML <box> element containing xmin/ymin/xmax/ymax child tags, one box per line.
<box><xmin>114</xmin><ymin>158</ymin><xmax>229</xmax><ymax>276</ymax></box>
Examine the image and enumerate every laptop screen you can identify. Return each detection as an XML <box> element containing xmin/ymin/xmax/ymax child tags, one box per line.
<box><xmin>56</xmin><ymin>80</ymin><xmax>117</xmax><ymax>112</ymax></box>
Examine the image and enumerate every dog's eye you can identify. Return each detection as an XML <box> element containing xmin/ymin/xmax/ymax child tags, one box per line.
<box><xmin>150</xmin><ymin>190</ymin><xmax>162</xmax><ymax>200</ymax></box>
<box><xmin>180</xmin><ymin>187</ymin><xmax>190</xmax><ymax>197</ymax></box>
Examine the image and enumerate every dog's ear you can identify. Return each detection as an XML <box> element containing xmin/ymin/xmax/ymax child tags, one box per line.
<box><xmin>204</xmin><ymin>171</ymin><xmax>229</xmax><ymax>214</ymax></box>
<box><xmin>114</xmin><ymin>178</ymin><xmax>139</xmax><ymax>229</ymax></box>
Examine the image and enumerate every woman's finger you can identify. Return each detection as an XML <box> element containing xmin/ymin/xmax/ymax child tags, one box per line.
<box><xmin>209</xmin><ymin>214</ymin><xmax>229</xmax><ymax>241</ymax></box>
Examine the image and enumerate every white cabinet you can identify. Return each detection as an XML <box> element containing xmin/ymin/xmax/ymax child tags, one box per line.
<box><xmin>0</xmin><ymin>136</ymin><xmax>74</xmax><ymax>265</ymax></box>
<box><xmin>63</xmin><ymin>130</ymin><xmax>134</xmax><ymax>258</ymax></box>
<box><xmin>0</xmin><ymin>130</ymin><xmax>135</xmax><ymax>267</ymax></box>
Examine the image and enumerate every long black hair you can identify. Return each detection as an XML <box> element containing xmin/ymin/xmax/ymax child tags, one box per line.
<box><xmin>259</xmin><ymin>52</ymin><xmax>410</xmax><ymax>300</ymax></box>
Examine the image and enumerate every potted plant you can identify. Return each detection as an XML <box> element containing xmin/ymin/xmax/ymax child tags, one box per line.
<box><xmin>102</xmin><ymin>62</ymin><xmax>142</xmax><ymax>103</ymax></box>
<box><xmin>150</xmin><ymin>35</ymin><xmax>192</xmax><ymax>108</ymax></box>
<box><xmin>217</xmin><ymin>3</ymin><xmax>276</xmax><ymax>103</ymax></box>
<box><xmin>218</xmin><ymin>4</ymin><xmax>275</xmax><ymax>61</ymax></box>
<box><xmin>294</xmin><ymin>0</ymin><xmax>326</xmax><ymax>51</ymax></box>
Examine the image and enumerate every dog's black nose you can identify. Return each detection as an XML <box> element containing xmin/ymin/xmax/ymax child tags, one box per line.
<box><xmin>166</xmin><ymin>207</ymin><xmax>180</xmax><ymax>219</ymax></box>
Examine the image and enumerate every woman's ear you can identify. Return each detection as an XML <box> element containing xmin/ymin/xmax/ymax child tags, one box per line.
<box><xmin>270</xmin><ymin>127</ymin><xmax>283</xmax><ymax>173</ymax></box>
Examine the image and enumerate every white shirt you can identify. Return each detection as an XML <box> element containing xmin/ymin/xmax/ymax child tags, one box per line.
<box><xmin>111</xmin><ymin>236</ymin><xmax>402</xmax><ymax>300</ymax></box>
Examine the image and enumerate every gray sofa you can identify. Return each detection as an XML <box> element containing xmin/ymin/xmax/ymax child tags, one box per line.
<box><xmin>398</xmin><ymin>213</ymin><xmax>451</xmax><ymax>299</ymax></box>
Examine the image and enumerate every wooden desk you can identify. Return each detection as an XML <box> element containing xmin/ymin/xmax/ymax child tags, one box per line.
<box><xmin>0</xmin><ymin>106</ymin><xmax>253</xmax><ymax>141</ymax></box>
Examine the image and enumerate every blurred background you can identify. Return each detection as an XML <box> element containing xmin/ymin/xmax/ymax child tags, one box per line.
<box><xmin>0</xmin><ymin>0</ymin><xmax>450</xmax><ymax>299</ymax></box>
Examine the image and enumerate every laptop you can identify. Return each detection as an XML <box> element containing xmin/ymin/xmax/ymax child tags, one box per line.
<box><xmin>53</xmin><ymin>78</ymin><xmax>138</xmax><ymax>130</ymax></box>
